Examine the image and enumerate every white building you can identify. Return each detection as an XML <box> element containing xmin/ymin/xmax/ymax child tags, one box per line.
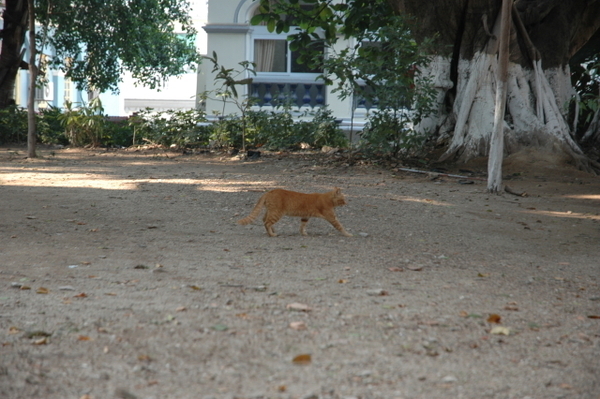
<box><xmin>198</xmin><ymin>0</ymin><xmax>367</xmax><ymax>133</ymax></box>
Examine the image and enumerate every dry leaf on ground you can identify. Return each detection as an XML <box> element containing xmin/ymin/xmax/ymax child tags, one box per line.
<box><xmin>290</xmin><ymin>321</ymin><xmax>307</xmax><ymax>330</ymax></box>
<box><xmin>286</xmin><ymin>303</ymin><xmax>312</xmax><ymax>312</ymax></box>
<box><xmin>490</xmin><ymin>326</ymin><xmax>511</xmax><ymax>335</ymax></box>
<box><xmin>292</xmin><ymin>354</ymin><xmax>312</xmax><ymax>365</ymax></box>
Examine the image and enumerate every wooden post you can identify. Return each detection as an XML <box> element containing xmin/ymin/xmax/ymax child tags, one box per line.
<box><xmin>27</xmin><ymin>0</ymin><xmax>37</xmax><ymax>158</ymax></box>
<box><xmin>487</xmin><ymin>0</ymin><xmax>512</xmax><ymax>193</ymax></box>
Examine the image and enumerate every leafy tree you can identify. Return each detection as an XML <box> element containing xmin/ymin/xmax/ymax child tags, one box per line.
<box><xmin>323</xmin><ymin>14</ymin><xmax>436</xmax><ymax>157</ymax></box>
<box><xmin>202</xmin><ymin>52</ymin><xmax>256</xmax><ymax>153</ymax></box>
<box><xmin>254</xmin><ymin>0</ymin><xmax>600</xmax><ymax>172</ymax></box>
<box><xmin>0</xmin><ymin>0</ymin><xmax>200</xmax><ymax>156</ymax></box>
<box><xmin>0</xmin><ymin>1</ymin><xmax>29</xmax><ymax>110</ymax></box>
<box><xmin>36</xmin><ymin>0</ymin><xmax>199</xmax><ymax>93</ymax></box>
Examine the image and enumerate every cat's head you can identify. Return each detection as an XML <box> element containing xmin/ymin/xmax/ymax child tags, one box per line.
<box><xmin>332</xmin><ymin>187</ymin><xmax>347</xmax><ymax>206</ymax></box>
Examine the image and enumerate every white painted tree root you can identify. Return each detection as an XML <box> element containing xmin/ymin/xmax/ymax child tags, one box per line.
<box><xmin>431</xmin><ymin>54</ymin><xmax>597</xmax><ymax>172</ymax></box>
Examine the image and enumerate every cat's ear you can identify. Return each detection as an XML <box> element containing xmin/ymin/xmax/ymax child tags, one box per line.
<box><xmin>333</xmin><ymin>187</ymin><xmax>341</xmax><ymax>194</ymax></box>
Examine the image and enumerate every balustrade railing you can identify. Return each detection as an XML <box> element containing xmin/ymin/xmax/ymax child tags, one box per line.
<box><xmin>249</xmin><ymin>82</ymin><xmax>325</xmax><ymax>108</ymax></box>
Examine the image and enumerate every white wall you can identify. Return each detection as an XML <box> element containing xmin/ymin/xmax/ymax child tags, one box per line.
<box><xmin>109</xmin><ymin>0</ymin><xmax>209</xmax><ymax>116</ymax></box>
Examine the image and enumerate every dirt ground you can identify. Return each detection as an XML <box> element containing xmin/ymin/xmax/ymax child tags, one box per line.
<box><xmin>0</xmin><ymin>145</ymin><xmax>599</xmax><ymax>399</ymax></box>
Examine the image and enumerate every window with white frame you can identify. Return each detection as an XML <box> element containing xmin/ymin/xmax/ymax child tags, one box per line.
<box><xmin>64</xmin><ymin>77</ymin><xmax>72</xmax><ymax>103</ymax></box>
<box><xmin>252</xmin><ymin>27</ymin><xmax>323</xmax><ymax>76</ymax></box>
<box><xmin>250</xmin><ymin>6</ymin><xmax>326</xmax><ymax>107</ymax></box>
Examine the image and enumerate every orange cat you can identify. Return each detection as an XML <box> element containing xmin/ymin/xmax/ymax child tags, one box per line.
<box><xmin>238</xmin><ymin>187</ymin><xmax>352</xmax><ymax>237</ymax></box>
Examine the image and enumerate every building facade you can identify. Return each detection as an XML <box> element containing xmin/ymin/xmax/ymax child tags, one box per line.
<box><xmin>198</xmin><ymin>0</ymin><xmax>366</xmax><ymax>133</ymax></box>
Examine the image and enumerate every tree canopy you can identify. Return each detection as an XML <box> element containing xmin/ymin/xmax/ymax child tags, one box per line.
<box><xmin>37</xmin><ymin>0</ymin><xmax>199</xmax><ymax>93</ymax></box>
<box><xmin>254</xmin><ymin>0</ymin><xmax>600</xmax><ymax>171</ymax></box>
<box><xmin>0</xmin><ymin>0</ymin><xmax>200</xmax><ymax>109</ymax></box>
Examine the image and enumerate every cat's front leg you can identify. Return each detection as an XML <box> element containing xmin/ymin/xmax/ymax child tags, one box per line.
<box><xmin>300</xmin><ymin>218</ymin><xmax>309</xmax><ymax>236</ymax></box>
<box><xmin>329</xmin><ymin>218</ymin><xmax>353</xmax><ymax>237</ymax></box>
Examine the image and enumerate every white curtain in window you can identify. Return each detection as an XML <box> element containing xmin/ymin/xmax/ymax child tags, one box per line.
<box><xmin>255</xmin><ymin>40</ymin><xmax>277</xmax><ymax>72</ymax></box>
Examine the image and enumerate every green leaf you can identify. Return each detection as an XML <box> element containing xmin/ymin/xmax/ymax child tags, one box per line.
<box><xmin>234</xmin><ymin>78</ymin><xmax>254</xmax><ymax>85</ymax></box>
<box><xmin>250</xmin><ymin>14</ymin><xmax>264</xmax><ymax>26</ymax></box>
<box><xmin>319</xmin><ymin>7</ymin><xmax>333</xmax><ymax>20</ymax></box>
<box><xmin>211</xmin><ymin>324</ymin><xmax>229</xmax><ymax>331</ymax></box>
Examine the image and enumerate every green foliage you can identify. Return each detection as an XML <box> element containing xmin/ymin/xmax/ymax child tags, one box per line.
<box><xmin>202</xmin><ymin>52</ymin><xmax>346</xmax><ymax>151</ymax></box>
<box><xmin>59</xmin><ymin>98</ymin><xmax>105</xmax><ymax>147</ymax></box>
<box><xmin>571</xmin><ymin>57</ymin><xmax>600</xmax><ymax>138</ymax></box>
<box><xmin>0</xmin><ymin>104</ymin><xmax>28</xmax><ymax>144</ymax></box>
<box><xmin>37</xmin><ymin>106</ymin><xmax>69</xmax><ymax>145</ymax></box>
<box><xmin>251</xmin><ymin>109</ymin><xmax>298</xmax><ymax>149</ymax></box>
<box><xmin>209</xmin><ymin>116</ymin><xmax>245</xmax><ymax>149</ymax></box>
<box><xmin>0</xmin><ymin>105</ymin><xmax>69</xmax><ymax>146</ymax></box>
<box><xmin>360</xmin><ymin>109</ymin><xmax>422</xmax><ymax>156</ymax></box>
<box><xmin>129</xmin><ymin>108</ymin><xmax>210</xmax><ymax>147</ymax></box>
<box><xmin>324</xmin><ymin>15</ymin><xmax>437</xmax><ymax>157</ymax></box>
<box><xmin>253</xmin><ymin>0</ymin><xmax>395</xmax><ymax>69</ymax></box>
<box><xmin>309</xmin><ymin>107</ymin><xmax>348</xmax><ymax>149</ymax></box>
<box><xmin>0</xmin><ymin>101</ymin><xmax>345</xmax><ymax>151</ymax></box>
<box><xmin>202</xmin><ymin>52</ymin><xmax>257</xmax><ymax>151</ymax></box>
<box><xmin>253</xmin><ymin>1</ymin><xmax>437</xmax><ymax>158</ymax></box>
<box><xmin>102</xmin><ymin>119</ymin><xmax>135</xmax><ymax>148</ymax></box>
<box><xmin>208</xmin><ymin>107</ymin><xmax>347</xmax><ymax>151</ymax></box>
<box><xmin>36</xmin><ymin>0</ymin><xmax>200</xmax><ymax>93</ymax></box>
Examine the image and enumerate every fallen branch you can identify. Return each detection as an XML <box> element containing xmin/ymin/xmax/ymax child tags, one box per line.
<box><xmin>396</xmin><ymin>167</ymin><xmax>487</xmax><ymax>181</ymax></box>
<box><xmin>504</xmin><ymin>185</ymin><xmax>528</xmax><ymax>197</ymax></box>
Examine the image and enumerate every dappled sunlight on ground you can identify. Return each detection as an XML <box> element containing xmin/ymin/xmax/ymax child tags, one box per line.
<box><xmin>0</xmin><ymin>171</ymin><xmax>137</xmax><ymax>190</ymax></box>
<box><xmin>387</xmin><ymin>195</ymin><xmax>453</xmax><ymax>207</ymax></box>
<box><xmin>195</xmin><ymin>180</ymin><xmax>275</xmax><ymax>192</ymax></box>
<box><xmin>522</xmin><ymin>209</ymin><xmax>600</xmax><ymax>221</ymax></box>
<box><xmin>562</xmin><ymin>194</ymin><xmax>600</xmax><ymax>201</ymax></box>
<box><xmin>0</xmin><ymin>169</ymin><xmax>275</xmax><ymax>192</ymax></box>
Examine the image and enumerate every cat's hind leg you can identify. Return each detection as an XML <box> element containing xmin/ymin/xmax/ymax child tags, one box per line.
<box><xmin>300</xmin><ymin>218</ymin><xmax>309</xmax><ymax>236</ymax></box>
<box><xmin>263</xmin><ymin>210</ymin><xmax>281</xmax><ymax>237</ymax></box>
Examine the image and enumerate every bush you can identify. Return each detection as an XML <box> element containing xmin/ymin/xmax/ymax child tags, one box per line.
<box><xmin>209</xmin><ymin>116</ymin><xmax>245</xmax><ymax>148</ymax></box>
<box><xmin>103</xmin><ymin>118</ymin><xmax>135</xmax><ymax>147</ymax></box>
<box><xmin>131</xmin><ymin>108</ymin><xmax>210</xmax><ymax>147</ymax></box>
<box><xmin>0</xmin><ymin>102</ymin><xmax>347</xmax><ymax>152</ymax></box>
<box><xmin>0</xmin><ymin>105</ymin><xmax>28</xmax><ymax>144</ymax></box>
<box><xmin>359</xmin><ymin>108</ymin><xmax>427</xmax><ymax>157</ymax></box>
<box><xmin>38</xmin><ymin>106</ymin><xmax>68</xmax><ymax>145</ymax></box>
<box><xmin>59</xmin><ymin>99</ymin><xmax>105</xmax><ymax>147</ymax></box>
<box><xmin>212</xmin><ymin>107</ymin><xmax>347</xmax><ymax>151</ymax></box>
<box><xmin>252</xmin><ymin>109</ymin><xmax>298</xmax><ymax>149</ymax></box>
<box><xmin>309</xmin><ymin>107</ymin><xmax>347</xmax><ymax>148</ymax></box>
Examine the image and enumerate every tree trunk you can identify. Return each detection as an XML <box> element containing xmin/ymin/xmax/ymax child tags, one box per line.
<box><xmin>27</xmin><ymin>0</ymin><xmax>36</xmax><ymax>158</ymax></box>
<box><xmin>487</xmin><ymin>0</ymin><xmax>511</xmax><ymax>193</ymax></box>
<box><xmin>0</xmin><ymin>0</ymin><xmax>29</xmax><ymax>109</ymax></box>
<box><xmin>394</xmin><ymin>0</ymin><xmax>600</xmax><ymax>172</ymax></box>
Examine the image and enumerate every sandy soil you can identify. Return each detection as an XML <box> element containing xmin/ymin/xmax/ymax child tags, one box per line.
<box><xmin>0</xmin><ymin>146</ymin><xmax>599</xmax><ymax>399</ymax></box>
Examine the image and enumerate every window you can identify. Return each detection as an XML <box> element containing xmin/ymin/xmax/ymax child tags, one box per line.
<box><xmin>250</xmin><ymin>5</ymin><xmax>326</xmax><ymax>108</ymax></box>
<box><xmin>254</xmin><ymin>39</ymin><xmax>287</xmax><ymax>72</ymax></box>
<box><xmin>64</xmin><ymin>78</ymin><xmax>72</xmax><ymax>103</ymax></box>
<box><xmin>253</xmin><ymin>36</ymin><xmax>323</xmax><ymax>75</ymax></box>
<box><xmin>251</xmin><ymin>5</ymin><xmax>323</xmax><ymax>76</ymax></box>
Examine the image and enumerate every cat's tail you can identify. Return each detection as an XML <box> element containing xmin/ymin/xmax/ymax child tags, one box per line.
<box><xmin>237</xmin><ymin>194</ymin><xmax>266</xmax><ymax>225</ymax></box>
